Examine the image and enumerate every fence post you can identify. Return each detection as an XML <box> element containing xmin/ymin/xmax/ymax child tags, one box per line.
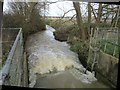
<box><xmin>90</xmin><ymin>28</ymin><xmax>99</xmax><ymax>72</ymax></box>
<box><xmin>113</xmin><ymin>28</ymin><xmax>118</xmax><ymax>57</ymax></box>
<box><xmin>113</xmin><ymin>41</ymin><xmax>117</xmax><ymax>57</ymax></box>
<box><xmin>104</xmin><ymin>30</ymin><xmax>109</xmax><ymax>52</ymax></box>
<box><xmin>84</xmin><ymin>28</ymin><xmax>93</xmax><ymax>73</ymax></box>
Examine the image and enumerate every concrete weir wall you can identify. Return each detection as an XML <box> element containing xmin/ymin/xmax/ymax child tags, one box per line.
<box><xmin>95</xmin><ymin>50</ymin><xmax>118</xmax><ymax>87</ymax></box>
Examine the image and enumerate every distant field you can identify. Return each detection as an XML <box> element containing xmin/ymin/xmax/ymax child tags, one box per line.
<box><xmin>46</xmin><ymin>17</ymin><xmax>77</xmax><ymax>29</ymax></box>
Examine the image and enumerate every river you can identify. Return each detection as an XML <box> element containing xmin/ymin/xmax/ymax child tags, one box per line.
<box><xmin>25</xmin><ymin>25</ymin><xmax>110</xmax><ymax>88</ymax></box>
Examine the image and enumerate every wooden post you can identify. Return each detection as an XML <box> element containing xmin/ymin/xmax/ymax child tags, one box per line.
<box><xmin>91</xmin><ymin>28</ymin><xmax>99</xmax><ymax>72</ymax></box>
<box><xmin>84</xmin><ymin>27</ymin><xmax>93</xmax><ymax>73</ymax></box>
<box><xmin>113</xmin><ymin>28</ymin><xmax>119</xmax><ymax>56</ymax></box>
<box><xmin>113</xmin><ymin>38</ymin><xmax>118</xmax><ymax>57</ymax></box>
<box><xmin>104</xmin><ymin>31</ymin><xmax>108</xmax><ymax>52</ymax></box>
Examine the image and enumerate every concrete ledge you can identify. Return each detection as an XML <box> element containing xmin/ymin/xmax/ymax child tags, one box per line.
<box><xmin>96</xmin><ymin>50</ymin><xmax>118</xmax><ymax>86</ymax></box>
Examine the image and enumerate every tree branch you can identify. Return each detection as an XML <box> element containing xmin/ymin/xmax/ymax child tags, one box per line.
<box><xmin>90</xmin><ymin>5</ymin><xmax>97</xmax><ymax>21</ymax></box>
<box><xmin>62</xmin><ymin>14</ymin><xmax>76</xmax><ymax>24</ymax></box>
<box><xmin>62</xmin><ymin>9</ymin><xmax>75</xmax><ymax>18</ymax></box>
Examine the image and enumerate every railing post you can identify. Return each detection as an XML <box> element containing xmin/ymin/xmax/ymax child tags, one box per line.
<box><xmin>113</xmin><ymin>28</ymin><xmax>118</xmax><ymax>57</ymax></box>
<box><xmin>104</xmin><ymin>30</ymin><xmax>108</xmax><ymax>52</ymax></box>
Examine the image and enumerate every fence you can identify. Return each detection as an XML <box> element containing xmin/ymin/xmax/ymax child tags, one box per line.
<box><xmin>87</xmin><ymin>27</ymin><xmax>119</xmax><ymax>71</ymax></box>
<box><xmin>0</xmin><ymin>28</ymin><xmax>24</xmax><ymax>86</ymax></box>
<box><xmin>97</xmin><ymin>27</ymin><xmax>119</xmax><ymax>58</ymax></box>
<box><xmin>86</xmin><ymin>27</ymin><xmax>119</xmax><ymax>86</ymax></box>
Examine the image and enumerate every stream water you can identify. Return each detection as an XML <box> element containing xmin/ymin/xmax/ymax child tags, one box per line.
<box><xmin>26</xmin><ymin>25</ymin><xmax>110</xmax><ymax>88</ymax></box>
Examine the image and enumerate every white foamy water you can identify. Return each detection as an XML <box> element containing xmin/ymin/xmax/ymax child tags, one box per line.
<box><xmin>26</xmin><ymin>25</ymin><xmax>97</xmax><ymax>87</ymax></box>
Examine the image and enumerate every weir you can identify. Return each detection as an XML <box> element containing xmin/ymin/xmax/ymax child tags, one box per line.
<box><xmin>0</xmin><ymin>26</ymin><xmax>113</xmax><ymax>88</ymax></box>
<box><xmin>25</xmin><ymin>25</ymin><xmax>110</xmax><ymax>88</ymax></box>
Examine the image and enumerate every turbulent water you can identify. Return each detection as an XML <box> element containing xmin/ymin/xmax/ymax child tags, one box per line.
<box><xmin>26</xmin><ymin>25</ymin><xmax>109</xmax><ymax>88</ymax></box>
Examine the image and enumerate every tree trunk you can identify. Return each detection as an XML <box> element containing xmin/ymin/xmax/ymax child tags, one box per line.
<box><xmin>111</xmin><ymin>6</ymin><xmax>119</xmax><ymax>27</ymax></box>
<box><xmin>90</xmin><ymin>5</ymin><xmax>97</xmax><ymax>21</ymax></box>
<box><xmin>91</xmin><ymin>3</ymin><xmax>103</xmax><ymax>37</ymax></box>
<box><xmin>96</xmin><ymin>3</ymin><xmax>103</xmax><ymax>27</ymax></box>
<box><xmin>73</xmin><ymin>2</ymin><xmax>86</xmax><ymax>41</ymax></box>
<box><xmin>88</xmin><ymin>2</ymin><xmax>91</xmax><ymax>38</ymax></box>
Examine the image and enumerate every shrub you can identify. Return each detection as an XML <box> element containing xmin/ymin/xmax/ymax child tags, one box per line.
<box><xmin>3</xmin><ymin>13</ymin><xmax>45</xmax><ymax>40</ymax></box>
<box><xmin>3</xmin><ymin>2</ymin><xmax>46</xmax><ymax>41</ymax></box>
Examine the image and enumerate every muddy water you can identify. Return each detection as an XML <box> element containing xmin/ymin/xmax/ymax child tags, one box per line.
<box><xmin>26</xmin><ymin>25</ymin><xmax>110</xmax><ymax>88</ymax></box>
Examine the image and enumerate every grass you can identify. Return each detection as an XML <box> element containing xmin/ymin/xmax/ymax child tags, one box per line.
<box><xmin>95</xmin><ymin>30</ymin><xmax>119</xmax><ymax>58</ymax></box>
<box><xmin>99</xmin><ymin>40</ymin><xmax>119</xmax><ymax>58</ymax></box>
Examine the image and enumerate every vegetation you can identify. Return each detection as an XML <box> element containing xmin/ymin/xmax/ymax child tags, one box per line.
<box><xmin>46</xmin><ymin>17</ymin><xmax>76</xmax><ymax>30</ymax></box>
<box><xmin>2</xmin><ymin>2</ymin><xmax>46</xmax><ymax>65</ymax></box>
<box><xmin>3</xmin><ymin>2</ymin><xmax>46</xmax><ymax>41</ymax></box>
<box><xmin>47</xmin><ymin>2</ymin><xmax>119</xmax><ymax>70</ymax></box>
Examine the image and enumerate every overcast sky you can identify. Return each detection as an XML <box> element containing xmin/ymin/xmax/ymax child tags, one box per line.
<box><xmin>47</xmin><ymin>1</ymin><xmax>76</xmax><ymax>16</ymax></box>
<box><xmin>3</xmin><ymin>0</ymin><xmax>89</xmax><ymax>17</ymax></box>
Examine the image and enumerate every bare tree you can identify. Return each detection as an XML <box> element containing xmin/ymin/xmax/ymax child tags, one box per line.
<box><xmin>3</xmin><ymin>1</ymin><xmax>46</xmax><ymax>40</ymax></box>
<box><xmin>73</xmin><ymin>2</ymin><xmax>86</xmax><ymax>40</ymax></box>
<box><xmin>88</xmin><ymin>2</ymin><xmax>91</xmax><ymax>36</ymax></box>
<box><xmin>96</xmin><ymin>3</ymin><xmax>103</xmax><ymax>27</ymax></box>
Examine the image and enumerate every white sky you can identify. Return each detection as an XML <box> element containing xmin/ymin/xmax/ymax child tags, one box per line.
<box><xmin>3</xmin><ymin>0</ymin><xmax>88</xmax><ymax>17</ymax></box>
<box><xmin>47</xmin><ymin>1</ymin><xmax>76</xmax><ymax>16</ymax></box>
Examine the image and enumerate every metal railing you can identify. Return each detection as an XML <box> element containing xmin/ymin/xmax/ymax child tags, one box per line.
<box><xmin>0</xmin><ymin>28</ymin><xmax>24</xmax><ymax>86</ymax></box>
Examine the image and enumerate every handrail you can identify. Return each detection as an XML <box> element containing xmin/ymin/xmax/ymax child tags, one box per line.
<box><xmin>0</xmin><ymin>28</ymin><xmax>22</xmax><ymax>85</ymax></box>
<box><xmin>2</xmin><ymin>28</ymin><xmax>22</xmax><ymax>29</ymax></box>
